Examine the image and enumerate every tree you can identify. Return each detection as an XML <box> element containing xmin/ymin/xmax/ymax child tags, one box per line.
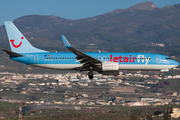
<box><xmin>154</xmin><ymin>111</ymin><xmax>162</xmax><ymax>115</ymax></box>
<box><xmin>131</xmin><ymin>114</ymin><xmax>138</xmax><ymax>120</ymax></box>
<box><xmin>147</xmin><ymin>115</ymin><xmax>153</xmax><ymax>120</ymax></box>
<box><xmin>163</xmin><ymin>109</ymin><xmax>169</xmax><ymax>120</ymax></box>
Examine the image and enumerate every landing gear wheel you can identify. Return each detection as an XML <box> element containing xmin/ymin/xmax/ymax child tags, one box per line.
<box><xmin>88</xmin><ymin>71</ymin><xmax>93</xmax><ymax>79</ymax></box>
<box><xmin>159</xmin><ymin>74</ymin><xmax>163</xmax><ymax>77</ymax></box>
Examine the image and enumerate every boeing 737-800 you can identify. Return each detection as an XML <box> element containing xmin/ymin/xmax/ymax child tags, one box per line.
<box><xmin>2</xmin><ymin>21</ymin><xmax>179</xmax><ymax>79</ymax></box>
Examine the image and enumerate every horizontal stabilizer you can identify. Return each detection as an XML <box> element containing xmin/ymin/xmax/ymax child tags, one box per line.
<box><xmin>2</xmin><ymin>48</ymin><xmax>23</xmax><ymax>57</ymax></box>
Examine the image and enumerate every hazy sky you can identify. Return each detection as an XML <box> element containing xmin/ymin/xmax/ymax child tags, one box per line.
<box><xmin>0</xmin><ymin>0</ymin><xmax>179</xmax><ymax>26</ymax></box>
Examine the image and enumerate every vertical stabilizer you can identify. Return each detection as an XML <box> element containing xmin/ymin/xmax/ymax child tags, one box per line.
<box><xmin>4</xmin><ymin>21</ymin><xmax>47</xmax><ymax>53</ymax></box>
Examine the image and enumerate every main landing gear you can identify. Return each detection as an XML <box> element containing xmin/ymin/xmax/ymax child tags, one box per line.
<box><xmin>88</xmin><ymin>71</ymin><xmax>93</xmax><ymax>79</ymax></box>
<box><xmin>159</xmin><ymin>74</ymin><xmax>163</xmax><ymax>77</ymax></box>
<box><xmin>159</xmin><ymin>71</ymin><xmax>164</xmax><ymax>77</ymax></box>
<box><xmin>88</xmin><ymin>67</ymin><xmax>93</xmax><ymax>79</ymax></box>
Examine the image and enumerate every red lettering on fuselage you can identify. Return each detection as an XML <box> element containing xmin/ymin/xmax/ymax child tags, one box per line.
<box><xmin>110</xmin><ymin>55</ymin><xmax>136</xmax><ymax>63</ymax></box>
<box><xmin>110</xmin><ymin>55</ymin><xmax>112</xmax><ymax>62</ymax></box>
<box><xmin>113</xmin><ymin>57</ymin><xmax>118</xmax><ymax>62</ymax></box>
<box><xmin>123</xmin><ymin>57</ymin><xmax>128</xmax><ymax>62</ymax></box>
<box><xmin>133</xmin><ymin>57</ymin><xmax>136</xmax><ymax>62</ymax></box>
<box><xmin>119</xmin><ymin>55</ymin><xmax>123</xmax><ymax>62</ymax></box>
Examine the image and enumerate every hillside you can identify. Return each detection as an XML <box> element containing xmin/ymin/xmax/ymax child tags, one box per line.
<box><xmin>0</xmin><ymin>1</ymin><xmax>180</xmax><ymax>71</ymax></box>
<box><xmin>1</xmin><ymin>2</ymin><xmax>180</xmax><ymax>53</ymax></box>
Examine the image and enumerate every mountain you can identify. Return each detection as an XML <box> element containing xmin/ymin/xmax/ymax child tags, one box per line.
<box><xmin>1</xmin><ymin>1</ymin><xmax>180</xmax><ymax>56</ymax></box>
<box><xmin>129</xmin><ymin>1</ymin><xmax>157</xmax><ymax>10</ymax></box>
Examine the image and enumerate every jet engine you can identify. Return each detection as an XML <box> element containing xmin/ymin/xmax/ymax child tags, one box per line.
<box><xmin>95</xmin><ymin>61</ymin><xmax>119</xmax><ymax>75</ymax></box>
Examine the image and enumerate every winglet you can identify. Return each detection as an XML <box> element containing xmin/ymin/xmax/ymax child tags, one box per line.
<box><xmin>61</xmin><ymin>35</ymin><xmax>72</xmax><ymax>48</ymax></box>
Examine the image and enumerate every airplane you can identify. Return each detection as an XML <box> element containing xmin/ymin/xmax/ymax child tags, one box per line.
<box><xmin>2</xmin><ymin>21</ymin><xmax>179</xmax><ymax>79</ymax></box>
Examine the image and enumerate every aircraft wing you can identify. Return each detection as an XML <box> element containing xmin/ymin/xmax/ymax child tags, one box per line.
<box><xmin>61</xmin><ymin>35</ymin><xmax>101</xmax><ymax>67</ymax></box>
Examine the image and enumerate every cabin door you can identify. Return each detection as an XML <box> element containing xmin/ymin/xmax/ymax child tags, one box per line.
<box><xmin>156</xmin><ymin>55</ymin><xmax>161</xmax><ymax>63</ymax></box>
<box><xmin>34</xmin><ymin>55</ymin><xmax>38</xmax><ymax>63</ymax></box>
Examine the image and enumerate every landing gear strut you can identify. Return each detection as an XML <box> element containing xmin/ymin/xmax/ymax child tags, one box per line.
<box><xmin>88</xmin><ymin>67</ymin><xmax>93</xmax><ymax>79</ymax></box>
<box><xmin>88</xmin><ymin>71</ymin><xmax>93</xmax><ymax>79</ymax></box>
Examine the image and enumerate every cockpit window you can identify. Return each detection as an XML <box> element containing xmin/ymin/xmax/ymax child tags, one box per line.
<box><xmin>165</xmin><ymin>57</ymin><xmax>172</xmax><ymax>60</ymax></box>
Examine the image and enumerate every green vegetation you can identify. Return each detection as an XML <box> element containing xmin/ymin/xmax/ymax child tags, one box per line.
<box><xmin>0</xmin><ymin>102</ymin><xmax>19</xmax><ymax>118</ymax></box>
<box><xmin>1</xmin><ymin>102</ymin><xmax>179</xmax><ymax>120</ymax></box>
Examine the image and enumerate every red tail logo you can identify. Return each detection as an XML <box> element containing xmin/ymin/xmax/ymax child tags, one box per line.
<box><xmin>10</xmin><ymin>40</ymin><xmax>22</xmax><ymax>48</ymax></box>
<box><xmin>10</xmin><ymin>37</ymin><xmax>24</xmax><ymax>48</ymax></box>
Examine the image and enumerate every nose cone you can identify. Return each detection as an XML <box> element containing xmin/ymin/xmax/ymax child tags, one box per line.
<box><xmin>173</xmin><ymin>60</ymin><xmax>179</xmax><ymax>67</ymax></box>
